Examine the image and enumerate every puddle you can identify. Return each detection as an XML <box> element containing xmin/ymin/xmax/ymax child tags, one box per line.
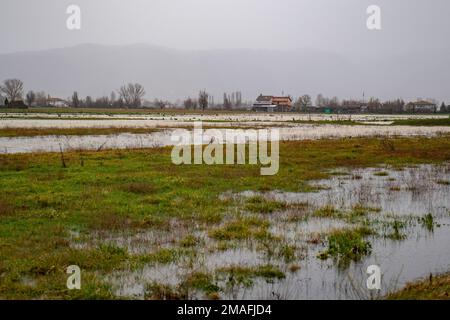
<box><xmin>104</xmin><ymin>164</ymin><xmax>450</xmax><ymax>300</ymax></box>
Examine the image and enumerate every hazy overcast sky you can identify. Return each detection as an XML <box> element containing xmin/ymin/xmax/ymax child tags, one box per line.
<box><xmin>1</xmin><ymin>0</ymin><xmax>449</xmax><ymax>54</ymax></box>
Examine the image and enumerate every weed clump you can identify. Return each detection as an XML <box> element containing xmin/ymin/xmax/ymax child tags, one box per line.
<box><xmin>384</xmin><ymin>220</ymin><xmax>407</xmax><ymax>240</ymax></box>
<box><xmin>218</xmin><ymin>264</ymin><xmax>285</xmax><ymax>285</ymax></box>
<box><xmin>312</xmin><ymin>205</ymin><xmax>340</xmax><ymax>218</ymax></box>
<box><xmin>180</xmin><ymin>235</ymin><xmax>200</xmax><ymax>247</ymax></box>
<box><xmin>419</xmin><ymin>213</ymin><xmax>438</xmax><ymax>232</ymax></box>
<box><xmin>318</xmin><ymin>227</ymin><xmax>372</xmax><ymax>266</ymax></box>
<box><xmin>209</xmin><ymin>217</ymin><xmax>271</xmax><ymax>241</ymax></box>
<box><xmin>244</xmin><ymin>196</ymin><xmax>286</xmax><ymax>214</ymax></box>
<box><xmin>181</xmin><ymin>272</ymin><xmax>220</xmax><ymax>296</ymax></box>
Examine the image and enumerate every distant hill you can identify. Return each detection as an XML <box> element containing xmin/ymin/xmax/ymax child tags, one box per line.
<box><xmin>0</xmin><ymin>44</ymin><xmax>449</xmax><ymax>102</ymax></box>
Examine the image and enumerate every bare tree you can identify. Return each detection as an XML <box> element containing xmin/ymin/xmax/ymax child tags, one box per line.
<box><xmin>367</xmin><ymin>97</ymin><xmax>381</xmax><ymax>113</ymax></box>
<box><xmin>110</xmin><ymin>91</ymin><xmax>116</xmax><ymax>106</ymax></box>
<box><xmin>184</xmin><ymin>97</ymin><xmax>197</xmax><ymax>109</ymax></box>
<box><xmin>223</xmin><ymin>93</ymin><xmax>232</xmax><ymax>110</ymax></box>
<box><xmin>0</xmin><ymin>79</ymin><xmax>24</xmax><ymax>102</ymax></box>
<box><xmin>315</xmin><ymin>94</ymin><xmax>325</xmax><ymax>107</ymax></box>
<box><xmin>118</xmin><ymin>83</ymin><xmax>146</xmax><ymax>108</ymax></box>
<box><xmin>236</xmin><ymin>91</ymin><xmax>242</xmax><ymax>107</ymax></box>
<box><xmin>118</xmin><ymin>85</ymin><xmax>132</xmax><ymax>107</ymax></box>
<box><xmin>130</xmin><ymin>83</ymin><xmax>145</xmax><ymax>107</ymax></box>
<box><xmin>26</xmin><ymin>90</ymin><xmax>36</xmax><ymax>107</ymax></box>
<box><xmin>154</xmin><ymin>99</ymin><xmax>166</xmax><ymax>109</ymax></box>
<box><xmin>198</xmin><ymin>90</ymin><xmax>209</xmax><ymax>112</ymax></box>
<box><xmin>71</xmin><ymin>91</ymin><xmax>80</xmax><ymax>108</ymax></box>
<box><xmin>94</xmin><ymin>96</ymin><xmax>110</xmax><ymax>108</ymax></box>
<box><xmin>295</xmin><ymin>94</ymin><xmax>312</xmax><ymax>112</ymax></box>
<box><xmin>35</xmin><ymin>91</ymin><xmax>48</xmax><ymax>106</ymax></box>
<box><xmin>85</xmin><ymin>96</ymin><xmax>93</xmax><ymax>108</ymax></box>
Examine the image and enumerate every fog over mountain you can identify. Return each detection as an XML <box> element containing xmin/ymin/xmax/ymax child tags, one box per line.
<box><xmin>0</xmin><ymin>43</ymin><xmax>449</xmax><ymax>103</ymax></box>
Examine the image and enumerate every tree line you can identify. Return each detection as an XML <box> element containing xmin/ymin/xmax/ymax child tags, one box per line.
<box><xmin>294</xmin><ymin>94</ymin><xmax>449</xmax><ymax>114</ymax></box>
<box><xmin>0</xmin><ymin>79</ymin><xmax>147</xmax><ymax>109</ymax></box>
<box><xmin>1</xmin><ymin>78</ymin><xmax>449</xmax><ymax>113</ymax></box>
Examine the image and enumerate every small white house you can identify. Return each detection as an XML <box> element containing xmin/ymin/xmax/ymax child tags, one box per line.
<box><xmin>47</xmin><ymin>96</ymin><xmax>69</xmax><ymax>107</ymax></box>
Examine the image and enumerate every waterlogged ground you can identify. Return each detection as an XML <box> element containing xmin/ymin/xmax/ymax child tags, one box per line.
<box><xmin>2</xmin><ymin>125</ymin><xmax>450</xmax><ymax>154</ymax></box>
<box><xmin>1</xmin><ymin>111</ymin><xmax>448</xmax><ymax>123</ymax></box>
<box><xmin>71</xmin><ymin>164</ymin><xmax>450</xmax><ymax>300</ymax></box>
<box><xmin>1</xmin><ymin>136</ymin><xmax>450</xmax><ymax>300</ymax></box>
<box><xmin>1</xmin><ymin>112</ymin><xmax>449</xmax><ymax>154</ymax></box>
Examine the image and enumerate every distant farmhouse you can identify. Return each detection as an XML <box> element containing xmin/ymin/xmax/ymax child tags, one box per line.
<box><xmin>8</xmin><ymin>100</ymin><xmax>28</xmax><ymax>108</ymax></box>
<box><xmin>252</xmin><ymin>94</ymin><xmax>292</xmax><ymax>112</ymax></box>
<box><xmin>405</xmin><ymin>100</ymin><xmax>437</xmax><ymax>113</ymax></box>
<box><xmin>0</xmin><ymin>97</ymin><xmax>27</xmax><ymax>109</ymax></box>
<box><xmin>47</xmin><ymin>95</ymin><xmax>69</xmax><ymax>107</ymax></box>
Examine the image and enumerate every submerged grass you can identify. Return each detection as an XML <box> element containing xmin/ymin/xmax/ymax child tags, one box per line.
<box><xmin>419</xmin><ymin>213</ymin><xmax>438</xmax><ymax>232</ymax></box>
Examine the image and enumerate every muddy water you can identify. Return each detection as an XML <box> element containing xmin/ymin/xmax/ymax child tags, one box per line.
<box><xmin>107</xmin><ymin>165</ymin><xmax>450</xmax><ymax>300</ymax></box>
<box><xmin>1</xmin><ymin>125</ymin><xmax>450</xmax><ymax>154</ymax></box>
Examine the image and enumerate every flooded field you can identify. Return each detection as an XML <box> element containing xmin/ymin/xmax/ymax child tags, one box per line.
<box><xmin>1</xmin><ymin>112</ymin><xmax>448</xmax><ymax>123</ymax></box>
<box><xmin>69</xmin><ymin>164</ymin><xmax>450</xmax><ymax>300</ymax></box>
<box><xmin>1</xmin><ymin>112</ymin><xmax>449</xmax><ymax>300</ymax></box>
<box><xmin>1</xmin><ymin>125</ymin><xmax>450</xmax><ymax>154</ymax></box>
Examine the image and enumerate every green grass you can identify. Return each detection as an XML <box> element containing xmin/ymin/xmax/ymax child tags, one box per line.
<box><xmin>0</xmin><ymin>127</ymin><xmax>161</xmax><ymax>138</ymax></box>
<box><xmin>391</xmin><ymin>117</ymin><xmax>450</xmax><ymax>126</ymax></box>
<box><xmin>1</xmin><ymin>136</ymin><xmax>450</xmax><ymax>298</ymax></box>
<box><xmin>312</xmin><ymin>205</ymin><xmax>340</xmax><ymax>218</ymax></box>
<box><xmin>383</xmin><ymin>220</ymin><xmax>407</xmax><ymax>240</ymax></box>
<box><xmin>318</xmin><ymin>226</ymin><xmax>373</xmax><ymax>265</ymax></box>
<box><xmin>217</xmin><ymin>264</ymin><xmax>285</xmax><ymax>287</ymax></box>
<box><xmin>292</xmin><ymin>119</ymin><xmax>366</xmax><ymax>126</ymax></box>
<box><xmin>388</xmin><ymin>273</ymin><xmax>450</xmax><ymax>300</ymax></box>
<box><xmin>243</xmin><ymin>196</ymin><xmax>287</xmax><ymax>214</ymax></box>
<box><xmin>208</xmin><ymin>216</ymin><xmax>272</xmax><ymax>241</ymax></box>
<box><xmin>419</xmin><ymin>213</ymin><xmax>438</xmax><ymax>232</ymax></box>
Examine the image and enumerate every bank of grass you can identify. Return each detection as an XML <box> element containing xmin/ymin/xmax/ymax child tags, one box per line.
<box><xmin>388</xmin><ymin>273</ymin><xmax>450</xmax><ymax>300</ymax></box>
<box><xmin>1</xmin><ymin>136</ymin><xmax>450</xmax><ymax>298</ymax></box>
<box><xmin>0</xmin><ymin>127</ymin><xmax>161</xmax><ymax>137</ymax></box>
<box><xmin>294</xmin><ymin>117</ymin><xmax>450</xmax><ymax>127</ymax></box>
<box><xmin>391</xmin><ymin>117</ymin><xmax>450</xmax><ymax>126</ymax></box>
<box><xmin>292</xmin><ymin>119</ymin><xmax>367</xmax><ymax>126</ymax></box>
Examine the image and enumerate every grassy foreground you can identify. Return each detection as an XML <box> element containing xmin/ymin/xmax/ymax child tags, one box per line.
<box><xmin>388</xmin><ymin>273</ymin><xmax>450</xmax><ymax>300</ymax></box>
<box><xmin>1</xmin><ymin>136</ymin><xmax>450</xmax><ymax>299</ymax></box>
